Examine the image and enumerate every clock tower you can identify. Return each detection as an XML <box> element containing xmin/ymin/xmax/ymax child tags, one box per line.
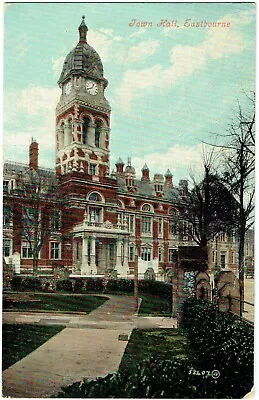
<box><xmin>56</xmin><ymin>16</ymin><xmax>111</xmax><ymax>178</ymax></box>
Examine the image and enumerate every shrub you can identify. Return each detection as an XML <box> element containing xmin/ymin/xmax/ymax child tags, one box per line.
<box><xmin>139</xmin><ymin>280</ymin><xmax>171</xmax><ymax>300</ymax></box>
<box><xmin>106</xmin><ymin>278</ymin><xmax>134</xmax><ymax>293</ymax></box>
<box><xmin>181</xmin><ymin>297</ymin><xmax>254</xmax><ymax>397</ymax></box>
<box><xmin>85</xmin><ymin>277</ymin><xmax>104</xmax><ymax>292</ymax></box>
<box><xmin>56</xmin><ymin>356</ymin><xmax>231</xmax><ymax>398</ymax></box>
<box><xmin>21</xmin><ymin>277</ymin><xmax>42</xmax><ymax>292</ymax></box>
<box><xmin>73</xmin><ymin>278</ymin><xmax>85</xmax><ymax>293</ymax></box>
<box><xmin>56</xmin><ymin>279</ymin><xmax>73</xmax><ymax>292</ymax></box>
<box><xmin>10</xmin><ymin>276</ymin><xmax>23</xmax><ymax>291</ymax></box>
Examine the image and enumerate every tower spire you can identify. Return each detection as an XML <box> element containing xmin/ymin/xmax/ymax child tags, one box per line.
<box><xmin>78</xmin><ymin>15</ymin><xmax>88</xmax><ymax>42</ymax></box>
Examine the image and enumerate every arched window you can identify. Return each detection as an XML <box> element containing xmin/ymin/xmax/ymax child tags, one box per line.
<box><xmin>88</xmin><ymin>192</ymin><xmax>102</xmax><ymax>202</ymax></box>
<box><xmin>82</xmin><ymin>116</ymin><xmax>90</xmax><ymax>145</ymax></box>
<box><xmin>142</xmin><ymin>204</ymin><xmax>153</xmax><ymax>212</ymax></box>
<box><xmin>169</xmin><ymin>207</ymin><xmax>179</xmax><ymax>216</ymax></box>
<box><xmin>95</xmin><ymin>120</ymin><xmax>102</xmax><ymax>148</ymax></box>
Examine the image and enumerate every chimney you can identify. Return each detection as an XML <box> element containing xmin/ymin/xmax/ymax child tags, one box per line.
<box><xmin>141</xmin><ymin>163</ymin><xmax>150</xmax><ymax>181</ymax></box>
<box><xmin>165</xmin><ymin>169</ymin><xmax>173</xmax><ymax>187</ymax></box>
<box><xmin>29</xmin><ymin>138</ymin><xmax>39</xmax><ymax>171</ymax></box>
<box><xmin>179</xmin><ymin>179</ymin><xmax>188</xmax><ymax>197</ymax></box>
<box><xmin>115</xmin><ymin>157</ymin><xmax>124</xmax><ymax>174</ymax></box>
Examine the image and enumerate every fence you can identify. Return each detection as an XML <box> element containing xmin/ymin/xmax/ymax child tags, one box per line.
<box><xmin>216</xmin><ymin>295</ymin><xmax>254</xmax><ymax>326</ymax></box>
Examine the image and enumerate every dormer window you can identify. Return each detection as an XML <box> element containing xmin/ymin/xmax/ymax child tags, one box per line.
<box><xmin>154</xmin><ymin>184</ymin><xmax>163</xmax><ymax>193</ymax></box>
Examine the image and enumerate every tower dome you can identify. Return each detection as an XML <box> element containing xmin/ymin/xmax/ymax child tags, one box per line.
<box><xmin>58</xmin><ymin>16</ymin><xmax>107</xmax><ymax>87</ymax></box>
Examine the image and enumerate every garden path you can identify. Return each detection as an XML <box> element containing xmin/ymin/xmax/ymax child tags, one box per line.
<box><xmin>2</xmin><ymin>295</ymin><xmax>176</xmax><ymax>398</ymax></box>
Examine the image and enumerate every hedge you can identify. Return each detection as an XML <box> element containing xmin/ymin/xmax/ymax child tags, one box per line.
<box><xmin>181</xmin><ymin>297</ymin><xmax>254</xmax><ymax>398</ymax></box>
<box><xmin>10</xmin><ymin>276</ymin><xmax>42</xmax><ymax>292</ymax></box>
<box><xmin>56</xmin><ymin>356</ymin><xmax>222</xmax><ymax>398</ymax></box>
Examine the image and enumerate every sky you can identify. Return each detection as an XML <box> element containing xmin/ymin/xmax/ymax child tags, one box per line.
<box><xmin>3</xmin><ymin>2</ymin><xmax>256</xmax><ymax>184</ymax></box>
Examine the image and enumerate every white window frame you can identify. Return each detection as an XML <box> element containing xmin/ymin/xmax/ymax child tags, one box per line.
<box><xmin>89</xmin><ymin>163</ymin><xmax>97</xmax><ymax>175</ymax></box>
<box><xmin>21</xmin><ymin>241</ymin><xmax>33</xmax><ymax>259</ymax></box>
<box><xmin>141</xmin><ymin>216</ymin><xmax>152</xmax><ymax>235</ymax></box>
<box><xmin>4</xmin><ymin>238</ymin><xmax>12</xmax><ymax>257</ymax></box>
<box><xmin>141</xmin><ymin>247</ymin><xmax>152</xmax><ymax>261</ymax></box>
<box><xmin>129</xmin><ymin>245</ymin><xmax>135</xmax><ymax>262</ymax></box>
<box><xmin>50</xmin><ymin>241</ymin><xmax>61</xmax><ymax>260</ymax></box>
<box><xmin>158</xmin><ymin>218</ymin><xmax>163</xmax><ymax>236</ymax></box>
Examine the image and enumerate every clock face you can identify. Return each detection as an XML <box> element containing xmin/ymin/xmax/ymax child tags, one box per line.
<box><xmin>85</xmin><ymin>79</ymin><xmax>98</xmax><ymax>95</ymax></box>
<box><xmin>64</xmin><ymin>81</ymin><xmax>72</xmax><ymax>95</ymax></box>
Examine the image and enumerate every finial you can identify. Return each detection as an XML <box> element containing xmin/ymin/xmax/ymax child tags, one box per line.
<box><xmin>78</xmin><ymin>15</ymin><xmax>88</xmax><ymax>42</ymax></box>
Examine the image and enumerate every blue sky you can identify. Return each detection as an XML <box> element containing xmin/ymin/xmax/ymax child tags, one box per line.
<box><xmin>4</xmin><ymin>2</ymin><xmax>255</xmax><ymax>184</ymax></box>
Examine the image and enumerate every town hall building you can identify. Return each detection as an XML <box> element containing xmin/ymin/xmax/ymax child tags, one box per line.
<box><xmin>3</xmin><ymin>18</ymin><xmax>239</xmax><ymax>280</ymax></box>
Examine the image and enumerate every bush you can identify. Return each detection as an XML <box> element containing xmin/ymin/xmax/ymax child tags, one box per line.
<box><xmin>56</xmin><ymin>356</ymin><xmax>230</xmax><ymax>398</ymax></box>
<box><xmin>106</xmin><ymin>278</ymin><xmax>134</xmax><ymax>293</ymax></box>
<box><xmin>22</xmin><ymin>277</ymin><xmax>42</xmax><ymax>291</ymax></box>
<box><xmin>139</xmin><ymin>280</ymin><xmax>171</xmax><ymax>300</ymax></box>
<box><xmin>73</xmin><ymin>278</ymin><xmax>85</xmax><ymax>293</ymax></box>
<box><xmin>85</xmin><ymin>277</ymin><xmax>104</xmax><ymax>293</ymax></box>
<box><xmin>56</xmin><ymin>279</ymin><xmax>73</xmax><ymax>292</ymax></box>
<box><xmin>10</xmin><ymin>276</ymin><xmax>23</xmax><ymax>291</ymax></box>
<box><xmin>181</xmin><ymin>297</ymin><xmax>254</xmax><ymax>398</ymax></box>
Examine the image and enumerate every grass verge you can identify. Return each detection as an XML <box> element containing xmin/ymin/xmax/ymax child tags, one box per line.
<box><xmin>2</xmin><ymin>324</ymin><xmax>64</xmax><ymax>371</ymax></box>
<box><xmin>3</xmin><ymin>293</ymin><xmax>108</xmax><ymax>313</ymax></box>
<box><xmin>138</xmin><ymin>294</ymin><xmax>172</xmax><ymax>316</ymax></box>
<box><xmin>119</xmin><ymin>328</ymin><xmax>189</xmax><ymax>375</ymax></box>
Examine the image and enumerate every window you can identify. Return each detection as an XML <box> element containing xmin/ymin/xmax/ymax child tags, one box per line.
<box><xmin>158</xmin><ymin>218</ymin><xmax>163</xmax><ymax>235</ymax></box>
<box><xmin>51</xmin><ymin>210</ymin><xmax>61</xmax><ymax>231</ymax></box>
<box><xmin>141</xmin><ymin>247</ymin><xmax>151</xmax><ymax>261</ymax></box>
<box><xmin>22</xmin><ymin>241</ymin><xmax>33</xmax><ymax>259</ymax></box>
<box><xmin>3</xmin><ymin>239</ymin><xmax>11</xmax><ymax>257</ymax></box>
<box><xmin>95</xmin><ymin>121</ymin><xmax>102</xmax><ymax>147</ymax></box>
<box><xmin>169</xmin><ymin>208</ymin><xmax>178</xmax><ymax>216</ymax></box>
<box><xmin>142</xmin><ymin>216</ymin><xmax>152</xmax><ymax>234</ymax></box>
<box><xmin>82</xmin><ymin>116</ymin><xmax>90</xmax><ymax>145</ymax></box>
<box><xmin>154</xmin><ymin>184</ymin><xmax>163</xmax><ymax>193</ymax></box>
<box><xmin>169</xmin><ymin>248</ymin><xmax>178</xmax><ymax>263</ymax></box>
<box><xmin>126</xmin><ymin>178</ymin><xmax>134</xmax><ymax>187</ymax></box>
<box><xmin>3</xmin><ymin>205</ymin><xmax>13</xmax><ymax>227</ymax></box>
<box><xmin>142</xmin><ymin>204</ymin><xmax>152</xmax><ymax>212</ymax></box>
<box><xmin>129</xmin><ymin>245</ymin><xmax>135</xmax><ymax>262</ymax></box>
<box><xmin>3</xmin><ymin>180</ymin><xmax>9</xmax><ymax>192</ymax></box>
<box><xmin>220</xmin><ymin>252</ymin><xmax>226</xmax><ymax>268</ymax></box>
<box><xmin>158</xmin><ymin>247</ymin><xmax>163</xmax><ymax>262</ymax></box>
<box><xmin>89</xmin><ymin>192</ymin><xmax>102</xmax><ymax>202</ymax></box>
<box><xmin>89</xmin><ymin>207</ymin><xmax>101</xmax><ymax>223</ymax></box>
<box><xmin>50</xmin><ymin>242</ymin><xmax>61</xmax><ymax>260</ymax></box>
<box><xmin>124</xmin><ymin>214</ymin><xmax>135</xmax><ymax>233</ymax></box>
<box><xmin>89</xmin><ymin>164</ymin><xmax>96</xmax><ymax>175</ymax></box>
<box><xmin>170</xmin><ymin>222</ymin><xmax>178</xmax><ymax>236</ymax></box>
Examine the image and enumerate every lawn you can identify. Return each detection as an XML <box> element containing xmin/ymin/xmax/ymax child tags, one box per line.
<box><xmin>138</xmin><ymin>295</ymin><xmax>172</xmax><ymax>316</ymax></box>
<box><xmin>3</xmin><ymin>293</ymin><xmax>108</xmax><ymax>313</ymax></box>
<box><xmin>2</xmin><ymin>324</ymin><xmax>64</xmax><ymax>371</ymax></box>
<box><xmin>119</xmin><ymin>328</ymin><xmax>190</xmax><ymax>374</ymax></box>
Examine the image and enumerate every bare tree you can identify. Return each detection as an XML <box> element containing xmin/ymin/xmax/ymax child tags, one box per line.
<box><xmin>17</xmin><ymin>169</ymin><xmax>58</xmax><ymax>275</ymax></box>
<box><xmin>203</xmin><ymin>93</ymin><xmax>255</xmax><ymax>315</ymax></box>
<box><xmin>183</xmin><ymin>151</ymin><xmax>238</xmax><ymax>250</ymax></box>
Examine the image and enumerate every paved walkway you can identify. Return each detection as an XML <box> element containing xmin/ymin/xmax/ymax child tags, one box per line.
<box><xmin>2</xmin><ymin>296</ymin><xmax>177</xmax><ymax>398</ymax></box>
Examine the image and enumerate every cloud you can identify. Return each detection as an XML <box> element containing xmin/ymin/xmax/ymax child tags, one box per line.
<box><xmin>125</xmin><ymin>40</ymin><xmax>160</xmax><ymax>63</ymax></box>
<box><xmin>4</xmin><ymin>87</ymin><xmax>60</xmax><ymax>160</ymax></box>
<box><xmin>116</xmin><ymin>10</ymin><xmax>254</xmax><ymax>113</ymax></box>
<box><xmin>130</xmin><ymin>143</ymin><xmax>204</xmax><ymax>181</ymax></box>
<box><xmin>52</xmin><ymin>56</ymin><xmax>65</xmax><ymax>77</ymax></box>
